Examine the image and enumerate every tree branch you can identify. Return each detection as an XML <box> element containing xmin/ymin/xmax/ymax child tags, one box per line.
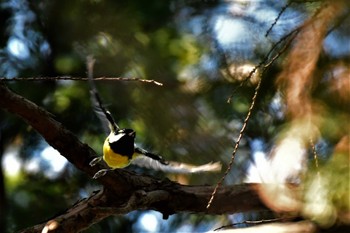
<box><xmin>0</xmin><ymin>83</ymin><xmax>267</xmax><ymax>233</ymax></box>
<box><xmin>0</xmin><ymin>77</ymin><xmax>163</xmax><ymax>86</ymax></box>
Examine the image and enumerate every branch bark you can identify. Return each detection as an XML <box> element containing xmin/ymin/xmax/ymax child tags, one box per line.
<box><xmin>0</xmin><ymin>82</ymin><xmax>267</xmax><ymax>233</ymax></box>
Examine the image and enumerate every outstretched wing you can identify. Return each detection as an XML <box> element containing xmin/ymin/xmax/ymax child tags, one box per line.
<box><xmin>87</xmin><ymin>56</ymin><xmax>119</xmax><ymax>134</ymax></box>
<box><xmin>131</xmin><ymin>156</ymin><xmax>222</xmax><ymax>174</ymax></box>
<box><xmin>134</xmin><ymin>147</ymin><xmax>168</xmax><ymax>165</ymax></box>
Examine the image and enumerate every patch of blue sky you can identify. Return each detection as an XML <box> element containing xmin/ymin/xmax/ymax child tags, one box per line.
<box><xmin>7</xmin><ymin>37</ymin><xmax>30</xmax><ymax>60</ymax></box>
<box><xmin>3</xmin><ymin>143</ymin><xmax>67</xmax><ymax>179</ymax></box>
<box><xmin>250</xmin><ymin>138</ymin><xmax>265</xmax><ymax>153</ymax></box>
<box><xmin>270</xmin><ymin>8</ymin><xmax>307</xmax><ymax>38</ymax></box>
<box><xmin>245</xmin><ymin>138</ymin><xmax>269</xmax><ymax>183</ymax></box>
<box><xmin>269</xmin><ymin>92</ymin><xmax>285</xmax><ymax>120</ymax></box>
<box><xmin>199</xmin><ymin>54</ymin><xmax>220</xmax><ymax>78</ymax></box>
<box><xmin>175</xmin><ymin>223</ymin><xmax>193</xmax><ymax>233</ymax></box>
<box><xmin>187</xmin><ymin>15</ymin><xmax>207</xmax><ymax>37</ymax></box>
<box><xmin>253</xmin><ymin>7</ymin><xmax>278</xmax><ymax>27</ymax></box>
<box><xmin>136</xmin><ymin>211</ymin><xmax>161</xmax><ymax>233</ymax></box>
<box><xmin>324</xmin><ymin>32</ymin><xmax>350</xmax><ymax>58</ymax></box>
<box><xmin>23</xmin><ymin>144</ymin><xmax>68</xmax><ymax>179</ymax></box>
<box><xmin>214</xmin><ymin>16</ymin><xmax>250</xmax><ymax>48</ymax></box>
<box><xmin>40</xmin><ymin>146</ymin><xmax>68</xmax><ymax>178</ymax></box>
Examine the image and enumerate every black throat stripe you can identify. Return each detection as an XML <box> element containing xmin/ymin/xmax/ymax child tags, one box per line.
<box><xmin>108</xmin><ymin>134</ymin><xmax>135</xmax><ymax>159</ymax></box>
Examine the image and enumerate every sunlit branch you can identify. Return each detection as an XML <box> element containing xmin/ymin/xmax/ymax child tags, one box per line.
<box><xmin>214</xmin><ymin>217</ymin><xmax>294</xmax><ymax>231</ymax></box>
<box><xmin>213</xmin><ymin>220</ymin><xmax>317</xmax><ymax>233</ymax></box>
<box><xmin>0</xmin><ymin>77</ymin><xmax>163</xmax><ymax>86</ymax></box>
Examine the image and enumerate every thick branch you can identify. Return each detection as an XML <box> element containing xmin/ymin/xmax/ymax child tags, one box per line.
<box><xmin>19</xmin><ymin>183</ymin><xmax>265</xmax><ymax>233</ymax></box>
<box><xmin>0</xmin><ymin>83</ymin><xmax>267</xmax><ymax>232</ymax></box>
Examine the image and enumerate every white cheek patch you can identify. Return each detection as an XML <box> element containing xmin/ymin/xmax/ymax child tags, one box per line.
<box><xmin>108</xmin><ymin>133</ymin><xmax>125</xmax><ymax>143</ymax></box>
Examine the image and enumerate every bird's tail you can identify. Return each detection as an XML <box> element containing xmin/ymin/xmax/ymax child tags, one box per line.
<box><xmin>87</xmin><ymin>56</ymin><xmax>119</xmax><ymax>133</ymax></box>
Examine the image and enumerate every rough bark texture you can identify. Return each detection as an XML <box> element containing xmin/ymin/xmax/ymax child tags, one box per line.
<box><xmin>0</xmin><ymin>83</ymin><xmax>267</xmax><ymax>233</ymax></box>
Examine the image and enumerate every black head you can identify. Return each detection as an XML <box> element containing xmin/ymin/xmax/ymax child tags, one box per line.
<box><xmin>108</xmin><ymin>128</ymin><xmax>136</xmax><ymax>158</ymax></box>
<box><xmin>119</xmin><ymin>128</ymin><xmax>136</xmax><ymax>138</ymax></box>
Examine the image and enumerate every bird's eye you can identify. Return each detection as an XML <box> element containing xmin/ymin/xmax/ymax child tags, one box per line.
<box><xmin>128</xmin><ymin>131</ymin><xmax>136</xmax><ymax>137</ymax></box>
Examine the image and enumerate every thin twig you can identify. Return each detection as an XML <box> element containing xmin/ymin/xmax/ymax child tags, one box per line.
<box><xmin>207</xmin><ymin>76</ymin><xmax>262</xmax><ymax>209</ymax></box>
<box><xmin>265</xmin><ymin>2</ymin><xmax>292</xmax><ymax>37</ymax></box>
<box><xmin>207</xmin><ymin>27</ymin><xmax>298</xmax><ymax>210</ymax></box>
<box><xmin>263</xmin><ymin>32</ymin><xmax>298</xmax><ymax>69</ymax></box>
<box><xmin>309</xmin><ymin>138</ymin><xmax>320</xmax><ymax>173</ymax></box>
<box><xmin>226</xmin><ymin>64</ymin><xmax>261</xmax><ymax>104</ymax></box>
<box><xmin>214</xmin><ymin>217</ymin><xmax>291</xmax><ymax>231</ymax></box>
<box><xmin>264</xmin><ymin>28</ymin><xmax>299</xmax><ymax>65</ymax></box>
<box><xmin>0</xmin><ymin>77</ymin><xmax>163</xmax><ymax>86</ymax></box>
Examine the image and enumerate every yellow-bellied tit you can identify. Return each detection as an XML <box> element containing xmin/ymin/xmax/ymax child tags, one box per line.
<box><xmin>87</xmin><ymin>57</ymin><xmax>221</xmax><ymax>179</ymax></box>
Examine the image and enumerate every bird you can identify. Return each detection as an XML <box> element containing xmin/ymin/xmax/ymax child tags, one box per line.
<box><xmin>87</xmin><ymin>57</ymin><xmax>221</xmax><ymax>179</ymax></box>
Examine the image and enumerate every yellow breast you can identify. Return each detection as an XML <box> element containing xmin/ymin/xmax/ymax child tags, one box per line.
<box><xmin>103</xmin><ymin>138</ymin><xmax>131</xmax><ymax>168</ymax></box>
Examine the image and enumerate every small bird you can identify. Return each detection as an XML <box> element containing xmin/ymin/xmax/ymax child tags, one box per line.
<box><xmin>87</xmin><ymin>57</ymin><xmax>221</xmax><ymax>179</ymax></box>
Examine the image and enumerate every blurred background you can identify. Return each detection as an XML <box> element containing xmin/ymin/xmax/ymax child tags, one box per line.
<box><xmin>0</xmin><ymin>0</ymin><xmax>349</xmax><ymax>232</ymax></box>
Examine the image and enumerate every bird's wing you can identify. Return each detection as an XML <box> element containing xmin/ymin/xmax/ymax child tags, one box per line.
<box><xmin>87</xmin><ymin>56</ymin><xmax>119</xmax><ymax>134</ymax></box>
<box><xmin>131</xmin><ymin>156</ymin><xmax>222</xmax><ymax>174</ymax></box>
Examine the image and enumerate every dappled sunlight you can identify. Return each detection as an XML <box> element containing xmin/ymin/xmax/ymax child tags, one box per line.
<box><xmin>269</xmin><ymin>133</ymin><xmax>307</xmax><ymax>183</ymax></box>
<box><xmin>251</xmin><ymin>132</ymin><xmax>307</xmax><ymax>212</ymax></box>
<box><xmin>3</xmin><ymin>147</ymin><xmax>21</xmax><ymax>177</ymax></box>
<box><xmin>303</xmin><ymin>175</ymin><xmax>337</xmax><ymax>227</ymax></box>
<box><xmin>222</xmin><ymin>63</ymin><xmax>260</xmax><ymax>85</ymax></box>
<box><xmin>302</xmin><ymin>135</ymin><xmax>350</xmax><ymax>227</ymax></box>
<box><xmin>245</xmin><ymin>151</ymin><xmax>268</xmax><ymax>183</ymax></box>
